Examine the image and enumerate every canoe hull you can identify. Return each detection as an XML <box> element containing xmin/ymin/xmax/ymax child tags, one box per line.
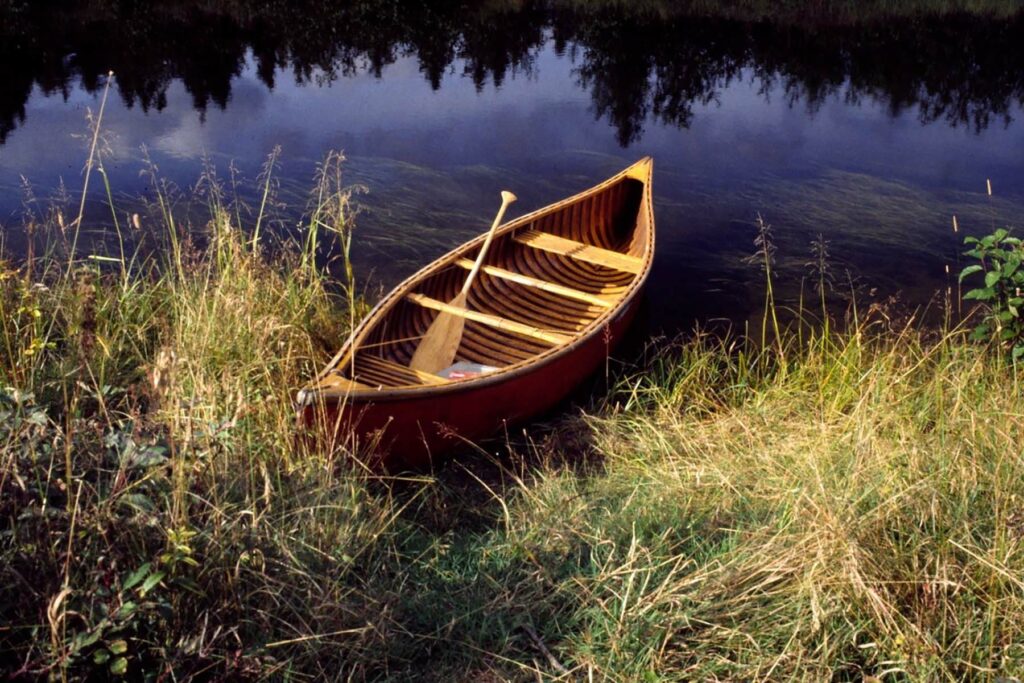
<box><xmin>299</xmin><ymin>157</ymin><xmax>655</xmax><ymax>471</ymax></box>
<box><xmin>300</xmin><ymin>292</ymin><xmax>642</xmax><ymax>470</ymax></box>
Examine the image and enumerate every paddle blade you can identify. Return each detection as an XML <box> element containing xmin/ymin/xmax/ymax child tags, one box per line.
<box><xmin>409</xmin><ymin>292</ymin><xmax>467</xmax><ymax>374</ymax></box>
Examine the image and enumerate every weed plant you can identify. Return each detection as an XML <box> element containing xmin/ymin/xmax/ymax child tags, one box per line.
<box><xmin>961</xmin><ymin>227</ymin><xmax>1024</xmax><ymax>360</ymax></box>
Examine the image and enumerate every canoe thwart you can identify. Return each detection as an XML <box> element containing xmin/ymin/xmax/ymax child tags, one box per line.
<box><xmin>453</xmin><ymin>258</ymin><xmax>613</xmax><ymax>308</ymax></box>
<box><xmin>513</xmin><ymin>229</ymin><xmax>643</xmax><ymax>274</ymax></box>
<box><xmin>410</xmin><ymin>191</ymin><xmax>518</xmax><ymax>374</ymax></box>
<box><xmin>406</xmin><ymin>292</ymin><xmax>573</xmax><ymax>345</ymax></box>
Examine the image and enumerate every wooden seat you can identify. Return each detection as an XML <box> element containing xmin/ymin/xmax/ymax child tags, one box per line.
<box><xmin>513</xmin><ymin>230</ymin><xmax>643</xmax><ymax>274</ymax></box>
<box><xmin>453</xmin><ymin>258</ymin><xmax>613</xmax><ymax>308</ymax></box>
<box><xmin>406</xmin><ymin>293</ymin><xmax>573</xmax><ymax>345</ymax></box>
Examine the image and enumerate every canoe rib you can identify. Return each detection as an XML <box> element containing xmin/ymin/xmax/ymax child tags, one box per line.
<box><xmin>513</xmin><ymin>230</ymin><xmax>643</xmax><ymax>274</ymax></box>
<box><xmin>359</xmin><ymin>355</ymin><xmax>448</xmax><ymax>385</ymax></box>
<box><xmin>406</xmin><ymin>293</ymin><xmax>573</xmax><ymax>345</ymax></box>
<box><xmin>453</xmin><ymin>258</ymin><xmax>613</xmax><ymax>308</ymax></box>
<box><xmin>344</xmin><ymin>354</ymin><xmax>449</xmax><ymax>388</ymax></box>
<box><xmin>318</xmin><ymin>373</ymin><xmax>371</xmax><ymax>392</ymax></box>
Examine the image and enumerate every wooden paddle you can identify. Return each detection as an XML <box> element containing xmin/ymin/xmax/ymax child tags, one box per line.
<box><xmin>409</xmin><ymin>190</ymin><xmax>518</xmax><ymax>374</ymax></box>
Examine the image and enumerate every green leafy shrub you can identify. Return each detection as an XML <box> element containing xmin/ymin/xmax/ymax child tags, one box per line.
<box><xmin>960</xmin><ymin>227</ymin><xmax>1024</xmax><ymax>360</ymax></box>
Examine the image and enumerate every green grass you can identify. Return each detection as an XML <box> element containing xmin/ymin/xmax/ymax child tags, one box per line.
<box><xmin>2</xmin><ymin>150</ymin><xmax>1024</xmax><ymax>680</ymax></box>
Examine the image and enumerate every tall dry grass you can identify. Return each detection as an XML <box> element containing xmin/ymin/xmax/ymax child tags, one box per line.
<box><xmin>571</xmin><ymin>322</ymin><xmax>1024</xmax><ymax>679</ymax></box>
<box><xmin>2</xmin><ymin>127</ymin><xmax>1022</xmax><ymax>679</ymax></box>
<box><xmin>0</xmin><ymin>149</ymin><xmax>402</xmax><ymax>679</ymax></box>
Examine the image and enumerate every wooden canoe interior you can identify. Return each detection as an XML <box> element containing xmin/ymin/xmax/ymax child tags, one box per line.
<box><xmin>317</xmin><ymin>169</ymin><xmax>649</xmax><ymax>392</ymax></box>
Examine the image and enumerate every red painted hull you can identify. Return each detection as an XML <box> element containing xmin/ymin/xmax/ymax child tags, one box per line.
<box><xmin>299</xmin><ymin>158</ymin><xmax>655</xmax><ymax>471</ymax></box>
<box><xmin>300</xmin><ymin>296</ymin><xmax>641</xmax><ymax>470</ymax></box>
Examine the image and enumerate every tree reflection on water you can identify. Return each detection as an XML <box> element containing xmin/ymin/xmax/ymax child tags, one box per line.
<box><xmin>1</xmin><ymin>1</ymin><xmax>1022</xmax><ymax>145</ymax></box>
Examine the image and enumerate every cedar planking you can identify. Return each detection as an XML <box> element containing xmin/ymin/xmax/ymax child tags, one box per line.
<box><xmin>297</xmin><ymin>157</ymin><xmax>655</xmax><ymax>470</ymax></box>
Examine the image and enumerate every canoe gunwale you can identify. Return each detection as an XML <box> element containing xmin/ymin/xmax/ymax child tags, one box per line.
<box><xmin>302</xmin><ymin>157</ymin><xmax>655</xmax><ymax>404</ymax></box>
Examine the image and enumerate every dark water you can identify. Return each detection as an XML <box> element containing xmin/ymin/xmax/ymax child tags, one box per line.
<box><xmin>2</xmin><ymin>1</ymin><xmax>1024</xmax><ymax>334</ymax></box>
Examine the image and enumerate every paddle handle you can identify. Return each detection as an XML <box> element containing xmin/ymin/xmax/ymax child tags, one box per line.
<box><xmin>461</xmin><ymin>190</ymin><xmax>517</xmax><ymax>296</ymax></box>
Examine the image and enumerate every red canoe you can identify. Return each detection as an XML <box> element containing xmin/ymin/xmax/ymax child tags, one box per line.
<box><xmin>297</xmin><ymin>157</ymin><xmax>655</xmax><ymax>469</ymax></box>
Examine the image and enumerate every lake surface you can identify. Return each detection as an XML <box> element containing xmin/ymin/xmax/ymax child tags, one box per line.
<box><xmin>2</xmin><ymin>2</ymin><xmax>1024</xmax><ymax>335</ymax></box>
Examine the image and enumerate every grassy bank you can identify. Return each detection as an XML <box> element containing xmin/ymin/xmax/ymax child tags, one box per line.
<box><xmin>3</xmin><ymin>164</ymin><xmax>1024</xmax><ymax>680</ymax></box>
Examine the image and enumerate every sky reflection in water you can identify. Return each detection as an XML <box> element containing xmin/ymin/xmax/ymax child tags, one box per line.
<box><xmin>1</xmin><ymin>8</ymin><xmax>1023</xmax><ymax>335</ymax></box>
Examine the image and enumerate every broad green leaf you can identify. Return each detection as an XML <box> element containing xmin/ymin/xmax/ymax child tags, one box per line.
<box><xmin>108</xmin><ymin>639</ymin><xmax>128</xmax><ymax>655</ymax></box>
<box><xmin>72</xmin><ymin>629</ymin><xmax>101</xmax><ymax>653</ymax></box>
<box><xmin>959</xmin><ymin>264</ymin><xmax>983</xmax><ymax>282</ymax></box>
<box><xmin>1013</xmin><ymin>345</ymin><xmax>1024</xmax><ymax>360</ymax></box>
<box><xmin>964</xmin><ymin>287</ymin><xmax>995</xmax><ymax>301</ymax></box>
<box><xmin>122</xmin><ymin>563</ymin><xmax>150</xmax><ymax>591</ymax></box>
<box><xmin>970</xmin><ymin>325</ymin><xmax>991</xmax><ymax>341</ymax></box>
<box><xmin>93</xmin><ymin>649</ymin><xmax>110</xmax><ymax>665</ymax></box>
<box><xmin>115</xmin><ymin>601</ymin><xmax>137</xmax><ymax>620</ymax></box>
<box><xmin>110</xmin><ymin>657</ymin><xmax>128</xmax><ymax>675</ymax></box>
<box><xmin>139</xmin><ymin>571</ymin><xmax>165</xmax><ymax>597</ymax></box>
<box><xmin>985</xmin><ymin>271</ymin><xmax>1001</xmax><ymax>288</ymax></box>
